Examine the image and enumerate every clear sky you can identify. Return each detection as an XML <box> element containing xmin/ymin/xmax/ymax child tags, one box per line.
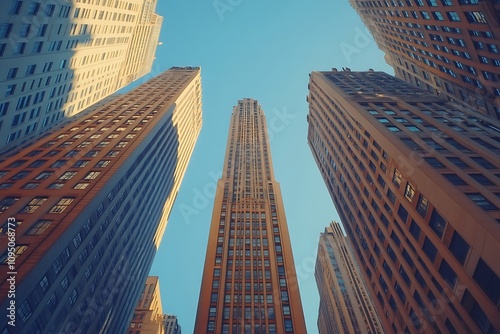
<box><xmin>130</xmin><ymin>1</ymin><xmax>394</xmax><ymax>332</ymax></box>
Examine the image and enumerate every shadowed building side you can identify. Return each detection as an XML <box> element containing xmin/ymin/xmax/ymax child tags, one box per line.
<box><xmin>0</xmin><ymin>67</ymin><xmax>202</xmax><ymax>333</ymax></box>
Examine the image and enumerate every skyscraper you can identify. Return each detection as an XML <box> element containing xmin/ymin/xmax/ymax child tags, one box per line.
<box><xmin>315</xmin><ymin>221</ymin><xmax>383</xmax><ymax>334</ymax></box>
<box><xmin>0</xmin><ymin>67</ymin><xmax>202</xmax><ymax>333</ymax></box>
<box><xmin>163</xmin><ymin>314</ymin><xmax>182</xmax><ymax>334</ymax></box>
<box><xmin>349</xmin><ymin>0</ymin><xmax>500</xmax><ymax>120</ymax></box>
<box><xmin>195</xmin><ymin>98</ymin><xmax>307</xmax><ymax>333</ymax></box>
<box><xmin>128</xmin><ymin>276</ymin><xmax>166</xmax><ymax>334</ymax></box>
<box><xmin>0</xmin><ymin>0</ymin><xmax>162</xmax><ymax>151</ymax></box>
<box><xmin>307</xmin><ymin>70</ymin><xmax>499</xmax><ymax>333</ymax></box>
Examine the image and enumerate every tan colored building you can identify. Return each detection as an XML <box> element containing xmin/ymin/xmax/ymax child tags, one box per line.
<box><xmin>315</xmin><ymin>222</ymin><xmax>384</xmax><ymax>334</ymax></box>
<box><xmin>350</xmin><ymin>0</ymin><xmax>500</xmax><ymax>120</ymax></box>
<box><xmin>128</xmin><ymin>276</ymin><xmax>165</xmax><ymax>334</ymax></box>
<box><xmin>0</xmin><ymin>0</ymin><xmax>162</xmax><ymax>151</ymax></box>
<box><xmin>195</xmin><ymin>98</ymin><xmax>307</xmax><ymax>333</ymax></box>
<box><xmin>307</xmin><ymin>70</ymin><xmax>499</xmax><ymax>333</ymax></box>
<box><xmin>0</xmin><ymin>67</ymin><xmax>202</xmax><ymax>333</ymax></box>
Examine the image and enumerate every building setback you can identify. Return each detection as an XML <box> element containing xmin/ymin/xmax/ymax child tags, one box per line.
<box><xmin>307</xmin><ymin>70</ymin><xmax>499</xmax><ymax>334</ymax></box>
<box><xmin>163</xmin><ymin>314</ymin><xmax>182</xmax><ymax>334</ymax></box>
<box><xmin>195</xmin><ymin>98</ymin><xmax>307</xmax><ymax>333</ymax></box>
<box><xmin>128</xmin><ymin>276</ymin><xmax>165</xmax><ymax>334</ymax></box>
<box><xmin>315</xmin><ymin>221</ymin><xmax>384</xmax><ymax>334</ymax></box>
<box><xmin>0</xmin><ymin>67</ymin><xmax>202</xmax><ymax>333</ymax></box>
<box><xmin>0</xmin><ymin>0</ymin><xmax>162</xmax><ymax>151</ymax></box>
<box><xmin>349</xmin><ymin>0</ymin><xmax>500</xmax><ymax>120</ymax></box>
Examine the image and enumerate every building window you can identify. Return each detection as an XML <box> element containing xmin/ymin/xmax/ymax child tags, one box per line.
<box><xmin>6</xmin><ymin>67</ymin><xmax>18</xmax><ymax>80</ymax></box>
<box><xmin>20</xmin><ymin>197</ymin><xmax>47</xmax><ymax>213</ymax></box>
<box><xmin>95</xmin><ymin>160</ymin><xmax>110</xmax><ymax>168</ymax></box>
<box><xmin>471</xmin><ymin>157</ymin><xmax>495</xmax><ymax>169</ymax></box>
<box><xmin>26</xmin><ymin>220</ymin><xmax>52</xmax><ymax>235</ymax></box>
<box><xmin>447</xmin><ymin>232</ymin><xmax>469</xmax><ymax>267</ymax></box>
<box><xmin>447</xmin><ymin>11</ymin><xmax>461</xmax><ymax>21</ymax></box>
<box><xmin>6</xmin><ymin>84</ymin><xmax>16</xmax><ymax>96</ymax></box>
<box><xmin>392</xmin><ymin>168</ymin><xmax>402</xmax><ymax>188</ymax></box>
<box><xmin>1</xmin><ymin>245</ymin><xmax>28</xmax><ymax>263</ymax></box>
<box><xmin>404</xmin><ymin>182</ymin><xmax>415</xmax><ymax>202</ymax></box>
<box><xmin>13</xmin><ymin>42</ymin><xmax>26</xmax><ymax>54</ymax></box>
<box><xmin>9</xmin><ymin>1</ymin><xmax>23</xmax><ymax>15</ymax></box>
<box><xmin>473</xmin><ymin>258</ymin><xmax>500</xmax><ymax>306</ymax></box>
<box><xmin>0</xmin><ymin>197</ymin><xmax>19</xmax><ymax>213</ymax></box>
<box><xmin>59</xmin><ymin>171</ymin><xmax>77</xmax><ymax>180</ymax></box>
<box><xmin>429</xmin><ymin>209</ymin><xmax>446</xmax><ymax>238</ymax></box>
<box><xmin>27</xmin><ymin>2</ymin><xmax>40</xmax><ymax>15</ymax></box>
<box><xmin>409</xmin><ymin>220</ymin><xmax>421</xmax><ymax>240</ymax></box>
<box><xmin>424</xmin><ymin>157</ymin><xmax>445</xmax><ymax>168</ymax></box>
<box><xmin>35</xmin><ymin>171</ymin><xmax>53</xmax><ymax>180</ymax></box>
<box><xmin>84</xmin><ymin>171</ymin><xmax>100</xmax><ymax>180</ymax></box>
<box><xmin>73</xmin><ymin>160</ymin><xmax>89</xmax><ymax>168</ymax></box>
<box><xmin>416</xmin><ymin>195</ymin><xmax>428</xmax><ymax>217</ymax></box>
<box><xmin>51</xmin><ymin>160</ymin><xmax>67</xmax><ymax>168</ymax></box>
<box><xmin>18</xmin><ymin>301</ymin><xmax>32</xmax><ymax>324</ymax></box>
<box><xmin>49</xmin><ymin>197</ymin><xmax>74</xmax><ymax>213</ymax></box>
<box><xmin>423</xmin><ymin>237</ymin><xmax>437</xmax><ymax>262</ymax></box>
<box><xmin>469</xmin><ymin>174</ymin><xmax>494</xmax><ymax>185</ymax></box>
<box><xmin>447</xmin><ymin>157</ymin><xmax>470</xmax><ymax>169</ymax></box>
<box><xmin>73</xmin><ymin>233</ymin><xmax>82</xmax><ymax>248</ymax></box>
<box><xmin>398</xmin><ymin>204</ymin><xmax>409</xmax><ymax>222</ymax></box>
<box><xmin>465</xmin><ymin>11</ymin><xmax>487</xmax><ymax>24</ymax></box>
<box><xmin>466</xmin><ymin>193</ymin><xmax>498</xmax><ymax>210</ymax></box>
<box><xmin>461</xmin><ymin>289</ymin><xmax>495</xmax><ymax>334</ymax></box>
<box><xmin>45</xmin><ymin>4</ymin><xmax>55</xmax><ymax>16</ymax></box>
<box><xmin>68</xmin><ymin>288</ymin><xmax>78</xmax><ymax>304</ymax></box>
<box><xmin>439</xmin><ymin>259</ymin><xmax>457</xmax><ymax>288</ymax></box>
<box><xmin>85</xmin><ymin>151</ymin><xmax>99</xmax><ymax>158</ymax></box>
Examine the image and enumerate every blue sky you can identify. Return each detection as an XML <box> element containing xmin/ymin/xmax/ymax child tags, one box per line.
<box><xmin>131</xmin><ymin>1</ymin><xmax>394</xmax><ymax>332</ymax></box>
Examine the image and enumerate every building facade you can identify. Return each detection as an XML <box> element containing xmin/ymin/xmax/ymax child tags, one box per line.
<box><xmin>195</xmin><ymin>98</ymin><xmax>307</xmax><ymax>333</ymax></box>
<box><xmin>163</xmin><ymin>314</ymin><xmax>181</xmax><ymax>334</ymax></box>
<box><xmin>349</xmin><ymin>0</ymin><xmax>500</xmax><ymax>120</ymax></box>
<box><xmin>0</xmin><ymin>0</ymin><xmax>162</xmax><ymax>151</ymax></box>
<box><xmin>315</xmin><ymin>221</ymin><xmax>383</xmax><ymax>334</ymax></box>
<box><xmin>0</xmin><ymin>67</ymin><xmax>202</xmax><ymax>333</ymax></box>
<box><xmin>128</xmin><ymin>276</ymin><xmax>165</xmax><ymax>334</ymax></box>
<box><xmin>307</xmin><ymin>70</ymin><xmax>499</xmax><ymax>333</ymax></box>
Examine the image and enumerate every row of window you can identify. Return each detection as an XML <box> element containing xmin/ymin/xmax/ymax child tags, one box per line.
<box><xmin>358</xmin><ymin>0</ymin><xmax>478</xmax><ymax>8</ymax></box>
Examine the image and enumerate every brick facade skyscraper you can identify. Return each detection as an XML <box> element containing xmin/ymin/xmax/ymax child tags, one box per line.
<box><xmin>308</xmin><ymin>70</ymin><xmax>499</xmax><ymax>334</ymax></box>
<box><xmin>350</xmin><ymin>0</ymin><xmax>500</xmax><ymax>120</ymax></box>
<box><xmin>315</xmin><ymin>221</ymin><xmax>383</xmax><ymax>334</ymax></box>
<box><xmin>195</xmin><ymin>98</ymin><xmax>306</xmax><ymax>333</ymax></box>
<box><xmin>0</xmin><ymin>67</ymin><xmax>202</xmax><ymax>333</ymax></box>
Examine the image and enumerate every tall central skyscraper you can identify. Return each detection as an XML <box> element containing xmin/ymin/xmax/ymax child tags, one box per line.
<box><xmin>195</xmin><ymin>99</ymin><xmax>307</xmax><ymax>333</ymax></box>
